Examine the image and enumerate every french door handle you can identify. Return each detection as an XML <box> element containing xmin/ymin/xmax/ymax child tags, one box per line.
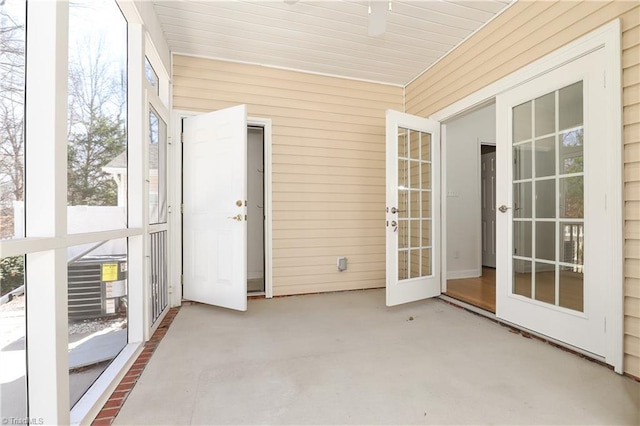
<box><xmin>498</xmin><ymin>205</ymin><xmax>511</xmax><ymax>213</ymax></box>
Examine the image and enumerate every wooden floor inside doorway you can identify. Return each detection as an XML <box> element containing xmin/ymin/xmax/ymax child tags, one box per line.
<box><xmin>446</xmin><ymin>267</ymin><xmax>496</xmax><ymax>313</ymax></box>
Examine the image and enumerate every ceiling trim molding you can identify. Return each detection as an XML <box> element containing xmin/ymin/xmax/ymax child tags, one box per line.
<box><xmin>170</xmin><ymin>50</ymin><xmax>406</xmax><ymax>88</ymax></box>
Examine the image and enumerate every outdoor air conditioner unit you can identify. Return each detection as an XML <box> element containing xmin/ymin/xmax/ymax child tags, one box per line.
<box><xmin>67</xmin><ymin>255</ymin><xmax>127</xmax><ymax>321</ymax></box>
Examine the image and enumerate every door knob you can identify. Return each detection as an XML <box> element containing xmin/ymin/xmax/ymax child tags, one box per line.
<box><xmin>498</xmin><ymin>205</ymin><xmax>511</xmax><ymax>213</ymax></box>
<box><xmin>391</xmin><ymin>220</ymin><xmax>397</xmax><ymax>227</ymax></box>
<box><xmin>227</xmin><ymin>214</ymin><xmax>242</xmax><ymax>221</ymax></box>
<box><xmin>391</xmin><ymin>207</ymin><xmax>398</xmax><ymax>214</ymax></box>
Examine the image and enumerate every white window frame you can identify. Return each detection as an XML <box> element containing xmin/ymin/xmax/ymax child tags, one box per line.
<box><xmin>0</xmin><ymin>0</ymin><xmax>171</xmax><ymax>423</ymax></box>
<box><xmin>144</xmin><ymin>37</ymin><xmax>172</xmax><ymax>335</ymax></box>
<box><xmin>432</xmin><ymin>20</ymin><xmax>623</xmax><ymax>373</ymax></box>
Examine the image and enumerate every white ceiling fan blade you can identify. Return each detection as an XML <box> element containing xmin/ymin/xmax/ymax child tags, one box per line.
<box><xmin>368</xmin><ymin>1</ymin><xmax>387</xmax><ymax>37</ymax></box>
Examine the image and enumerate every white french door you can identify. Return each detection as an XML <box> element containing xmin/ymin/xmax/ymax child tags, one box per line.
<box><xmin>386</xmin><ymin>110</ymin><xmax>441</xmax><ymax>306</ymax></box>
<box><xmin>182</xmin><ymin>105</ymin><xmax>248</xmax><ymax>311</ymax></box>
<box><xmin>496</xmin><ymin>49</ymin><xmax>608</xmax><ymax>356</ymax></box>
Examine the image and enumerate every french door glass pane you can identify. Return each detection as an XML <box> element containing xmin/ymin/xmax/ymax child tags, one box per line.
<box><xmin>535</xmin><ymin>137</ymin><xmax>555</xmax><ymax>178</ymax></box>
<box><xmin>560</xmin><ymin>223</ymin><xmax>584</xmax><ymax>265</ymax></box>
<box><xmin>513</xmin><ymin>259</ymin><xmax>532</xmax><ymax>298</ymax></box>
<box><xmin>513</xmin><ymin>182</ymin><xmax>532</xmax><ymax>218</ymax></box>
<box><xmin>560</xmin><ymin>129</ymin><xmax>583</xmax><ymax>174</ymax></box>
<box><xmin>559</xmin><ymin>82</ymin><xmax>583</xmax><ymax>130</ymax></box>
<box><xmin>511</xmin><ymin>81</ymin><xmax>585</xmax><ymax>312</ymax></box>
<box><xmin>535</xmin><ymin>93</ymin><xmax>555</xmax><ymax>137</ymax></box>
<box><xmin>535</xmin><ymin>222</ymin><xmax>555</xmax><ymax>261</ymax></box>
<box><xmin>513</xmin><ymin>221</ymin><xmax>532</xmax><ymax>257</ymax></box>
<box><xmin>560</xmin><ymin>176</ymin><xmax>584</xmax><ymax>218</ymax></box>
<box><xmin>513</xmin><ymin>101</ymin><xmax>532</xmax><ymax>143</ymax></box>
<box><xmin>534</xmin><ymin>262</ymin><xmax>556</xmax><ymax>304</ymax></box>
<box><xmin>513</xmin><ymin>143</ymin><xmax>532</xmax><ymax>180</ymax></box>
<box><xmin>535</xmin><ymin>180</ymin><xmax>555</xmax><ymax>218</ymax></box>
<box><xmin>397</xmin><ymin>128</ymin><xmax>433</xmax><ymax>281</ymax></box>
<box><xmin>559</xmin><ymin>266</ymin><xmax>584</xmax><ymax>311</ymax></box>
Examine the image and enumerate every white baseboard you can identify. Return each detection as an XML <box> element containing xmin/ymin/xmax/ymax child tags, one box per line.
<box><xmin>446</xmin><ymin>269</ymin><xmax>481</xmax><ymax>280</ymax></box>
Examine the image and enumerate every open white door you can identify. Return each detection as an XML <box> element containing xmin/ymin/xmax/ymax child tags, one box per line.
<box><xmin>182</xmin><ymin>105</ymin><xmax>248</xmax><ymax>311</ymax></box>
<box><xmin>495</xmin><ymin>49</ymin><xmax>608</xmax><ymax>355</ymax></box>
<box><xmin>386</xmin><ymin>110</ymin><xmax>441</xmax><ymax>306</ymax></box>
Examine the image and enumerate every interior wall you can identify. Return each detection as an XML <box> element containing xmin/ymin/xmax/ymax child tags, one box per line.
<box><xmin>173</xmin><ymin>55</ymin><xmax>404</xmax><ymax>296</ymax></box>
<box><xmin>405</xmin><ymin>1</ymin><xmax>639</xmax><ymax>377</ymax></box>
<box><xmin>247</xmin><ymin>127</ymin><xmax>264</xmax><ymax>281</ymax></box>
<box><xmin>444</xmin><ymin>103</ymin><xmax>496</xmax><ymax>279</ymax></box>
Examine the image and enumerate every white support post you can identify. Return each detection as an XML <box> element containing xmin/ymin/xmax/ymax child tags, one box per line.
<box><xmin>127</xmin><ymin>22</ymin><xmax>148</xmax><ymax>344</ymax></box>
<box><xmin>24</xmin><ymin>0</ymin><xmax>70</xmax><ymax>423</ymax></box>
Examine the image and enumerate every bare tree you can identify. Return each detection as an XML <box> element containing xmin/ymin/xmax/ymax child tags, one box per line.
<box><xmin>0</xmin><ymin>8</ymin><xmax>25</xmax><ymax>104</ymax></box>
<box><xmin>67</xmin><ymin>24</ymin><xmax>127</xmax><ymax>206</ymax></box>
<box><xmin>0</xmin><ymin>6</ymin><xmax>25</xmax><ymax>239</ymax></box>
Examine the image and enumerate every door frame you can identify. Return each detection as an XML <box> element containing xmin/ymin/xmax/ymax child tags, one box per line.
<box><xmin>432</xmin><ymin>20</ymin><xmax>623</xmax><ymax>372</ymax></box>
<box><xmin>170</xmin><ymin>109</ymin><xmax>274</xmax><ymax>305</ymax></box>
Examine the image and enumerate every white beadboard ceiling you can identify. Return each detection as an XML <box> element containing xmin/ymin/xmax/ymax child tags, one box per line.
<box><xmin>152</xmin><ymin>0</ymin><xmax>513</xmax><ymax>86</ymax></box>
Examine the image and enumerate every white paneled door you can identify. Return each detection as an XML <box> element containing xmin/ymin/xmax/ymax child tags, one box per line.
<box><xmin>496</xmin><ymin>49</ymin><xmax>608</xmax><ymax>355</ymax></box>
<box><xmin>386</xmin><ymin>110</ymin><xmax>441</xmax><ymax>306</ymax></box>
<box><xmin>183</xmin><ymin>105</ymin><xmax>248</xmax><ymax>311</ymax></box>
<box><xmin>481</xmin><ymin>150</ymin><xmax>497</xmax><ymax>268</ymax></box>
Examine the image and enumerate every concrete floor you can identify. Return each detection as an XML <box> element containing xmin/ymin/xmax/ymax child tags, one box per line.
<box><xmin>115</xmin><ymin>289</ymin><xmax>640</xmax><ymax>425</ymax></box>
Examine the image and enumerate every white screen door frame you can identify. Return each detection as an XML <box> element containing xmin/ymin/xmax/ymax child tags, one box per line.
<box><xmin>431</xmin><ymin>21</ymin><xmax>623</xmax><ymax>372</ymax></box>
<box><xmin>386</xmin><ymin>110</ymin><xmax>441</xmax><ymax>306</ymax></box>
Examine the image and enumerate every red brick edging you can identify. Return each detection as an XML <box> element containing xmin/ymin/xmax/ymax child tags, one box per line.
<box><xmin>91</xmin><ymin>307</ymin><xmax>181</xmax><ymax>425</ymax></box>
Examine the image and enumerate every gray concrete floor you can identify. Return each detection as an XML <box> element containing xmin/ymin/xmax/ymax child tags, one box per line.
<box><xmin>115</xmin><ymin>289</ymin><xmax>640</xmax><ymax>425</ymax></box>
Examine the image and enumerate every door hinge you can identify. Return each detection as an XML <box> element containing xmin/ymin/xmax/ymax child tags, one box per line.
<box><xmin>181</xmin><ymin>274</ymin><xmax>184</xmax><ymax>285</ymax></box>
<box><xmin>181</xmin><ymin>204</ymin><xmax>184</xmax><ymax>214</ymax></box>
<box><xmin>181</xmin><ymin>132</ymin><xmax>184</xmax><ymax>143</ymax></box>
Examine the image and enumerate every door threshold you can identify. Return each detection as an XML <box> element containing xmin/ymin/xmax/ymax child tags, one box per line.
<box><xmin>438</xmin><ymin>294</ymin><xmax>609</xmax><ymax>368</ymax></box>
<box><xmin>439</xmin><ymin>294</ymin><xmax>497</xmax><ymax>319</ymax></box>
<box><xmin>248</xmin><ymin>291</ymin><xmax>266</xmax><ymax>299</ymax></box>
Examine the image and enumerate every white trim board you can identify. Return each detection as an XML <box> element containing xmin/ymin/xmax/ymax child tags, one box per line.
<box><xmin>170</xmin><ymin>109</ymin><xmax>274</xmax><ymax>306</ymax></box>
<box><xmin>170</xmin><ymin>51</ymin><xmax>404</xmax><ymax>89</ymax></box>
<box><xmin>446</xmin><ymin>270</ymin><xmax>482</xmax><ymax>280</ymax></box>
<box><xmin>432</xmin><ymin>20</ymin><xmax>623</xmax><ymax>374</ymax></box>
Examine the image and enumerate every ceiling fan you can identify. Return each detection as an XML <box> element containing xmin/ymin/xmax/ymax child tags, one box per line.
<box><xmin>283</xmin><ymin>0</ymin><xmax>391</xmax><ymax>37</ymax></box>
